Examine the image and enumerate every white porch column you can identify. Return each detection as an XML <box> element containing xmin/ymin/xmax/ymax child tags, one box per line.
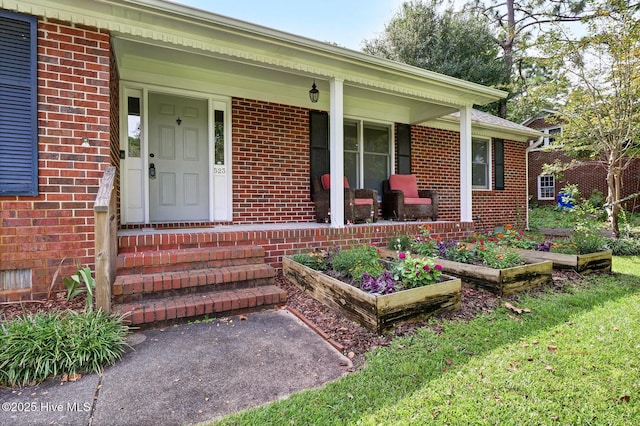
<box><xmin>459</xmin><ymin>105</ymin><xmax>473</xmax><ymax>222</ymax></box>
<box><xmin>329</xmin><ymin>78</ymin><xmax>345</xmax><ymax>228</ymax></box>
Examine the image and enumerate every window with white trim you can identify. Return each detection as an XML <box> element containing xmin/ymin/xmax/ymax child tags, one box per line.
<box><xmin>472</xmin><ymin>138</ymin><xmax>491</xmax><ymax>189</ymax></box>
<box><xmin>344</xmin><ymin>120</ymin><xmax>391</xmax><ymax>196</ymax></box>
<box><xmin>538</xmin><ymin>175</ymin><xmax>555</xmax><ymax>200</ymax></box>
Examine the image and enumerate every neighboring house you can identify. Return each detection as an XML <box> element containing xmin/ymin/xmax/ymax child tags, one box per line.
<box><xmin>0</xmin><ymin>0</ymin><xmax>540</xmax><ymax>311</ymax></box>
<box><xmin>524</xmin><ymin>111</ymin><xmax>640</xmax><ymax>211</ymax></box>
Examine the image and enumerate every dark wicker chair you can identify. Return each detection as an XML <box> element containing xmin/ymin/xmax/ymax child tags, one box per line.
<box><xmin>382</xmin><ymin>174</ymin><xmax>438</xmax><ymax>221</ymax></box>
<box><xmin>312</xmin><ymin>174</ymin><xmax>378</xmax><ymax>223</ymax></box>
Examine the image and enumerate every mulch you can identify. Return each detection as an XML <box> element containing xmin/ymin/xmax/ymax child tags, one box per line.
<box><xmin>1</xmin><ymin>270</ymin><xmax>583</xmax><ymax>370</ymax></box>
<box><xmin>276</xmin><ymin>269</ymin><xmax>583</xmax><ymax>368</ymax></box>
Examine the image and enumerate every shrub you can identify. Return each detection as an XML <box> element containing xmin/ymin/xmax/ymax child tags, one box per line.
<box><xmin>572</xmin><ymin>230</ymin><xmax>608</xmax><ymax>254</ymax></box>
<box><xmin>588</xmin><ymin>189</ymin><xmax>605</xmax><ymax>208</ymax></box>
<box><xmin>606</xmin><ymin>236</ymin><xmax>640</xmax><ymax>256</ymax></box>
<box><xmin>0</xmin><ymin>310</ymin><xmax>129</xmax><ymax>387</ymax></box>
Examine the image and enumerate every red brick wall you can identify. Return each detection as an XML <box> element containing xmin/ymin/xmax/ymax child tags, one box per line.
<box><xmin>0</xmin><ymin>17</ymin><xmax>111</xmax><ymax>301</ymax></box>
<box><xmin>412</xmin><ymin>126</ymin><xmax>528</xmax><ymax>231</ymax></box>
<box><xmin>232</xmin><ymin>98</ymin><xmax>314</xmax><ymax>223</ymax></box>
<box><xmin>231</xmin><ymin>100</ymin><xmax>528</xmax><ymax>230</ymax></box>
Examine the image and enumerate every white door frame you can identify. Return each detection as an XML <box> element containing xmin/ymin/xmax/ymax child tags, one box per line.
<box><xmin>119</xmin><ymin>82</ymin><xmax>232</xmax><ymax>224</ymax></box>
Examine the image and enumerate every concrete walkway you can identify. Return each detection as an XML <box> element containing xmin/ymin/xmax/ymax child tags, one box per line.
<box><xmin>0</xmin><ymin>309</ymin><xmax>351</xmax><ymax>425</ymax></box>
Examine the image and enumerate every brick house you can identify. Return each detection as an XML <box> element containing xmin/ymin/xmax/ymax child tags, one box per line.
<box><xmin>524</xmin><ymin>111</ymin><xmax>640</xmax><ymax>212</ymax></box>
<box><xmin>0</xmin><ymin>0</ymin><xmax>540</xmax><ymax>322</ymax></box>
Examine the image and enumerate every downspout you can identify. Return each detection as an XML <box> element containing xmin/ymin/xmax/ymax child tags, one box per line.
<box><xmin>525</xmin><ymin>136</ymin><xmax>544</xmax><ymax>230</ymax></box>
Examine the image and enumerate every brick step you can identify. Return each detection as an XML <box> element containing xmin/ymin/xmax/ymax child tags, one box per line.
<box><xmin>113</xmin><ymin>263</ymin><xmax>276</xmax><ymax>304</ymax></box>
<box><xmin>116</xmin><ymin>246</ymin><xmax>266</xmax><ymax>275</ymax></box>
<box><xmin>115</xmin><ymin>286</ymin><xmax>287</xmax><ymax>327</ymax></box>
<box><xmin>117</xmin><ymin>230</ymin><xmax>255</xmax><ymax>254</ymax></box>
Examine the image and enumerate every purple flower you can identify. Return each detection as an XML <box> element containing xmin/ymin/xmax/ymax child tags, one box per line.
<box><xmin>398</xmin><ymin>252</ymin><xmax>406</xmax><ymax>260</ymax></box>
<box><xmin>423</xmin><ymin>264</ymin><xmax>430</xmax><ymax>272</ymax></box>
<box><xmin>435</xmin><ymin>264</ymin><xmax>443</xmax><ymax>271</ymax></box>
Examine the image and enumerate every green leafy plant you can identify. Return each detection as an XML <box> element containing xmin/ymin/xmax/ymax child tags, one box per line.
<box><xmin>63</xmin><ymin>266</ymin><xmax>95</xmax><ymax>310</ymax></box>
<box><xmin>391</xmin><ymin>252</ymin><xmax>443</xmax><ymax>289</ymax></box>
<box><xmin>0</xmin><ymin>310</ymin><xmax>129</xmax><ymax>387</ymax></box>
<box><xmin>387</xmin><ymin>234</ymin><xmax>412</xmax><ymax>252</ymax></box>
<box><xmin>558</xmin><ymin>183</ymin><xmax>581</xmax><ymax>206</ymax></box>
<box><xmin>474</xmin><ymin>224</ymin><xmax>538</xmax><ymax>250</ymax></box>
<box><xmin>411</xmin><ymin>225</ymin><xmax>439</xmax><ymax>256</ymax></box>
<box><xmin>475</xmin><ymin>242</ymin><xmax>524</xmax><ymax>269</ymax></box>
<box><xmin>438</xmin><ymin>241</ymin><xmax>476</xmax><ymax>264</ymax></box>
<box><xmin>290</xmin><ymin>251</ymin><xmax>330</xmax><ymax>271</ymax></box>
<box><xmin>331</xmin><ymin>246</ymin><xmax>383</xmax><ymax>283</ymax></box>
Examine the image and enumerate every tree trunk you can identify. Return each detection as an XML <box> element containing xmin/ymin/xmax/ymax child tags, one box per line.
<box><xmin>606</xmin><ymin>158</ymin><xmax>621</xmax><ymax>239</ymax></box>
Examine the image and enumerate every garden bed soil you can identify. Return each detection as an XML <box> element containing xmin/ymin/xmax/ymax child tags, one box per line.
<box><xmin>378</xmin><ymin>248</ymin><xmax>553</xmax><ymax>296</ymax></box>
<box><xmin>516</xmin><ymin>249</ymin><xmax>612</xmax><ymax>274</ymax></box>
<box><xmin>283</xmin><ymin>256</ymin><xmax>461</xmax><ymax>333</ymax></box>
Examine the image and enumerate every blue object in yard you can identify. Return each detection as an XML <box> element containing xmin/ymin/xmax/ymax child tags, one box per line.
<box><xmin>557</xmin><ymin>193</ymin><xmax>573</xmax><ymax>209</ymax></box>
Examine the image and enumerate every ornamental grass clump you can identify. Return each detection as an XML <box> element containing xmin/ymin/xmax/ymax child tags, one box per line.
<box><xmin>0</xmin><ymin>310</ymin><xmax>129</xmax><ymax>387</ymax></box>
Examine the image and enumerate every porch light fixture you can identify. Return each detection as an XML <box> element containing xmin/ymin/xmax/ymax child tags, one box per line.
<box><xmin>309</xmin><ymin>80</ymin><xmax>319</xmax><ymax>103</ymax></box>
<box><xmin>176</xmin><ymin>117</ymin><xmax>182</xmax><ymax>126</ymax></box>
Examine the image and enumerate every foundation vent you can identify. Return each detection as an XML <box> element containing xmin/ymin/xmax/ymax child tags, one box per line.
<box><xmin>0</xmin><ymin>269</ymin><xmax>32</xmax><ymax>291</ymax></box>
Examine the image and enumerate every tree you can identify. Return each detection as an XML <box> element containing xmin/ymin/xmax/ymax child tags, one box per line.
<box><xmin>362</xmin><ymin>0</ymin><xmax>507</xmax><ymax>88</ymax></box>
<box><xmin>471</xmin><ymin>0</ymin><xmax>589</xmax><ymax>118</ymax></box>
<box><xmin>540</xmin><ymin>0</ymin><xmax>640</xmax><ymax>237</ymax></box>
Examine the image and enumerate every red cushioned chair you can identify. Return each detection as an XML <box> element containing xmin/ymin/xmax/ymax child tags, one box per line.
<box><xmin>312</xmin><ymin>174</ymin><xmax>378</xmax><ymax>223</ymax></box>
<box><xmin>382</xmin><ymin>174</ymin><xmax>438</xmax><ymax>221</ymax></box>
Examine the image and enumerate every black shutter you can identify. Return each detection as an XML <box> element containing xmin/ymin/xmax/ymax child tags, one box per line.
<box><xmin>494</xmin><ymin>138</ymin><xmax>504</xmax><ymax>190</ymax></box>
<box><xmin>0</xmin><ymin>11</ymin><xmax>38</xmax><ymax>196</ymax></box>
<box><xmin>309</xmin><ymin>110</ymin><xmax>329</xmax><ymax>198</ymax></box>
<box><xmin>397</xmin><ymin>124</ymin><xmax>411</xmax><ymax>174</ymax></box>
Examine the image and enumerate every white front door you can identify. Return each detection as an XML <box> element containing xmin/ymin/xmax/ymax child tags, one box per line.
<box><xmin>148</xmin><ymin>93</ymin><xmax>209</xmax><ymax>222</ymax></box>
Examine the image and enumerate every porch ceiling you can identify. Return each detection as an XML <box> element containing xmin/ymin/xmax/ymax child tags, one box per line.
<box><xmin>12</xmin><ymin>0</ymin><xmax>506</xmax><ymax>124</ymax></box>
<box><xmin>113</xmin><ymin>37</ymin><xmax>460</xmax><ymax>124</ymax></box>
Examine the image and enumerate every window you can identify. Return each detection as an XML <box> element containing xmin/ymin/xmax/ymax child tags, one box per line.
<box><xmin>0</xmin><ymin>11</ymin><xmax>38</xmax><ymax>196</ymax></box>
<box><xmin>309</xmin><ymin>116</ymin><xmax>391</xmax><ymax>197</ymax></box>
<box><xmin>472</xmin><ymin>138</ymin><xmax>491</xmax><ymax>189</ymax></box>
<box><xmin>531</xmin><ymin>126</ymin><xmax>562</xmax><ymax>150</ymax></box>
<box><xmin>538</xmin><ymin>175</ymin><xmax>555</xmax><ymax>200</ymax></box>
<box><xmin>344</xmin><ymin>120</ymin><xmax>391</xmax><ymax>196</ymax></box>
<box><xmin>546</xmin><ymin>127</ymin><xmax>561</xmax><ymax>146</ymax></box>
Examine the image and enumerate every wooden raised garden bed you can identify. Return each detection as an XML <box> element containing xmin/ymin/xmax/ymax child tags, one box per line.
<box><xmin>516</xmin><ymin>249</ymin><xmax>612</xmax><ymax>274</ymax></box>
<box><xmin>378</xmin><ymin>249</ymin><xmax>552</xmax><ymax>296</ymax></box>
<box><xmin>282</xmin><ymin>256</ymin><xmax>461</xmax><ymax>333</ymax></box>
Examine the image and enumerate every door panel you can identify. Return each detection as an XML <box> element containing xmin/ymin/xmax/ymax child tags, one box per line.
<box><xmin>149</xmin><ymin>93</ymin><xmax>209</xmax><ymax>222</ymax></box>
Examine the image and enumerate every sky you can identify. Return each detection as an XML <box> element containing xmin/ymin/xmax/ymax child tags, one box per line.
<box><xmin>168</xmin><ymin>0</ymin><xmax>407</xmax><ymax>51</ymax></box>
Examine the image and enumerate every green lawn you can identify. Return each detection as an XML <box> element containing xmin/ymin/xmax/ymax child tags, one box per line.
<box><xmin>529</xmin><ymin>205</ymin><xmax>640</xmax><ymax>232</ymax></box>
<box><xmin>210</xmin><ymin>257</ymin><xmax>640</xmax><ymax>425</ymax></box>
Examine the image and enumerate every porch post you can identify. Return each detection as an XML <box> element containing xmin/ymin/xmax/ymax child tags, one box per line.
<box><xmin>329</xmin><ymin>78</ymin><xmax>345</xmax><ymax>228</ymax></box>
<box><xmin>459</xmin><ymin>106</ymin><xmax>473</xmax><ymax>222</ymax></box>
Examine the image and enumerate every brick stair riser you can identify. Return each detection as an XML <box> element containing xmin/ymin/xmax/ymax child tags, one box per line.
<box><xmin>117</xmin><ymin>234</ymin><xmax>258</xmax><ymax>254</ymax></box>
<box><xmin>115</xmin><ymin>287</ymin><xmax>287</xmax><ymax>327</ymax></box>
<box><xmin>115</xmin><ymin>246</ymin><xmax>266</xmax><ymax>275</ymax></box>
<box><xmin>114</xmin><ymin>276</ymin><xmax>275</xmax><ymax>304</ymax></box>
